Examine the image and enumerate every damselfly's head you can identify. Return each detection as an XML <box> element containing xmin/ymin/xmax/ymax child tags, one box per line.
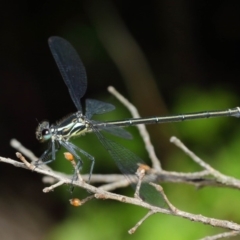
<box><xmin>36</xmin><ymin>121</ymin><xmax>52</xmax><ymax>142</ymax></box>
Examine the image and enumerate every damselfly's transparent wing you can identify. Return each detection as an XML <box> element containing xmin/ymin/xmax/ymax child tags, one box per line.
<box><xmin>86</xmin><ymin>99</ymin><xmax>132</xmax><ymax>139</ymax></box>
<box><xmin>93</xmin><ymin>129</ymin><xmax>165</xmax><ymax>207</ymax></box>
<box><xmin>91</xmin><ymin>120</ymin><xmax>132</xmax><ymax>139</ymax></box>
<box><xmin>85</xmin><ymin>99</ymin><xmax>115</xmax><ymax>119</ymax></box>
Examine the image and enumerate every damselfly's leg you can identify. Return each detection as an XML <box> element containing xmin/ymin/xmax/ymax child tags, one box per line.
<box><xmin>35</xmin><ymin>140</ymin><xmax>60</xmax><ymax>166</ymax></box>
<box><xmin>59</xmin><ymin>141</ymin><xmax>85</xmax><ymax>193</ymax></box>
<box><xmin>60</xmin><ymin>141</ymin><xmax>95</xmax><ymax>183</ymax></box>
<box><xmin>69</xmin><ymin>142</ymin><xmax>95</xmax><ymax>183</ymax></box>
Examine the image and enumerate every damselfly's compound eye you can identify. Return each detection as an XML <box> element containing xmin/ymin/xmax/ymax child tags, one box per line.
<box><xmin>36</xmin><ymin>121</ymin><xmax>51</xmax><ymax>142</ymax></box>
<box><xmin>42</xmin><ymin>129</ymin><xmax>49</xmax><ymax>136</ymax></box>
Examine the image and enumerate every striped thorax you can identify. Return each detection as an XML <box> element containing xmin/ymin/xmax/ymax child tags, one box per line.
<box><xmin>36</xmin><ymin>112</ymin><xmax>91</xmax><ymax>143</ymax></box>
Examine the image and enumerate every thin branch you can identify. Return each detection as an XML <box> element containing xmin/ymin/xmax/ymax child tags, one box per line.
<box><xmin>43</xmin><ymin>180</ymin><xmax>65</xmax><ymax>192</ymax></box>
<box><xmin>134</xmin><ymin>164</ymin><xmax>147</xmax><ymax>199</ymax></box>
<box><xmin>199</xmin><ymin>231</ymin><xmax>240</xmax><ymax>240</ymax></box>
<box><xmin>6</xmin><ymin>139</ymin><xmax>240</xmax><ymax>191</ymax></box>
<box><xmin>99</xmin><ymin>179</ymin><xmax>130</xmax><ymax>192</ymax></box>
<box><xmin>10</xmin><ymin>139</ymin><xmax>38</xmax><ymax>162</ymax></box>
<box><xmin>128</xmin><ymin>210</ymin><xmax>155</xmax><ymax>234</ymax></box>
<box><xmin>149</xmin><ymin>183</ymin><xmax>177</xmax><ymax>212</ymax></box>
<box><xmin>3</xmin><ymin>151</ymin><xmax>240</xmax><ymax>235</ymax></box>
<box><xmin>170</xmin><ymin>136</ymin><xmax>240</xmax><ymax>188</ymax></box>
<box><xmin>108</xmin><ymin>86</ymin><xmax>161</xmax><ymax>171</ymax></box>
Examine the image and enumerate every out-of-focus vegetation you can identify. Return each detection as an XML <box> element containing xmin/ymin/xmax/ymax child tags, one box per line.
<box><xmin>1</xmin><ymin>1</ymin><xmax>240</xmax><ymax>239</ymax></box>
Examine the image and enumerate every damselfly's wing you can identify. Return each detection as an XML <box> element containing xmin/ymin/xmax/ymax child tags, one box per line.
<box><xmin>86</xmin><ymin>99</ymin><xmax>132</xmax><ymax>139</ymax></box>
<box><xmin>93</xmin><ymin>129</ymin><xmax>165</xmax><ymax>207</ymax></box>
<box><xmin>91</xmin><ymin>120</ymin><xmax>132</xmax><ymax>139</ymax></box>
<box><xmin>85</xmin><ymin>99</ymin><xmax>115</xmax><ymax>119</ymax></box>
<box><xmin>48</xmin><ymin>36</ymin><xmax>87</xmax><ymax>112</ymax></box>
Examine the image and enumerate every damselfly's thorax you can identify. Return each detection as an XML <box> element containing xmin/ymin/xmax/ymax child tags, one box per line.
<box><xmin>55</xmin><ymin>112</ymin><xmax>91</xmax><ymax>140</ymax></box>
<box><xmin>36</xmin><ymin>112</ymin><xmax>91</xmax><ymax>143</ymax></box>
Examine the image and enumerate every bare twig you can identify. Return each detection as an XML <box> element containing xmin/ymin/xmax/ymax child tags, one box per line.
<box><xmin>170</xmin><ymin>136</ymin><xmax>240</xmax><ymax>188</ymax></box>
<box><xmin>199</xmin><ymin>231</ymin><xmax>240</xmax><ymax>240</ymax></box>
<box><xmin>9</xmin><ymin>138</ymin><xmax>240</xmax><ymax>191</ymax></box>
<box><xmin>3</xmin><ymin>152</ymin><xmax>240</xmax><ymax>234</ymax></box>
<box><xmin>16</xmin><ymin>152</ymin><xmax>34</xmax><ymax>169</ymax></box>
<box><xmin>108</xmin><ymin>86</ymin><xmax>161</xmax><ymax>171</ymax></box>
<box><xmin>43</xmin><ymin>180</ymin><xmax>65</xmax><ymax>192</ymax></box>
<box><xmin>10</xmin><ymin>139</ymin><xmax>38</xmax><ymax>162</ymax></box>
<box><xmin>128</xmin><ymin>210</ymin><xmax>155</xmax><ymax>234</ymax></box>
<box><xmin>149</xmin><ymin>183</ymin><xmax>177</xmax><ymax>212</ymax></box>
<box><xmin>134</xmin><ymin>164</ymin><xmax>148</xmax><ymax>199</ymax></box>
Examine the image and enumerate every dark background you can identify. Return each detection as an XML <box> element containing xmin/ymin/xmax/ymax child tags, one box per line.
<box><xmin>1</xmin><ymin>1</ymin><xmax>240</xmax><ymax>239</ymax></box>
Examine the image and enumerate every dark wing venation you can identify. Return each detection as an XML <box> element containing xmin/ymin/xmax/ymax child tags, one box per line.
<box><xmin>93</xmin><ymin>129</ymin><xmax>164</xmax><ymax>207</ymax></box>
<box><xmin>85</xmin><ymin>99</ymin><xmax>115</xmax><ymax>119</ymax></box>
<box><xmin>48</xmin><ymin>36</ymin><xmax>87</xmax><ymax>112</ymax></box>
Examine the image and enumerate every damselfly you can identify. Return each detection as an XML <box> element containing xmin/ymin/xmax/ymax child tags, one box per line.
<box><xmin>36</xmin><ymin>36</ymin><xmax>240</xmax><ymax>206</ymax></box>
